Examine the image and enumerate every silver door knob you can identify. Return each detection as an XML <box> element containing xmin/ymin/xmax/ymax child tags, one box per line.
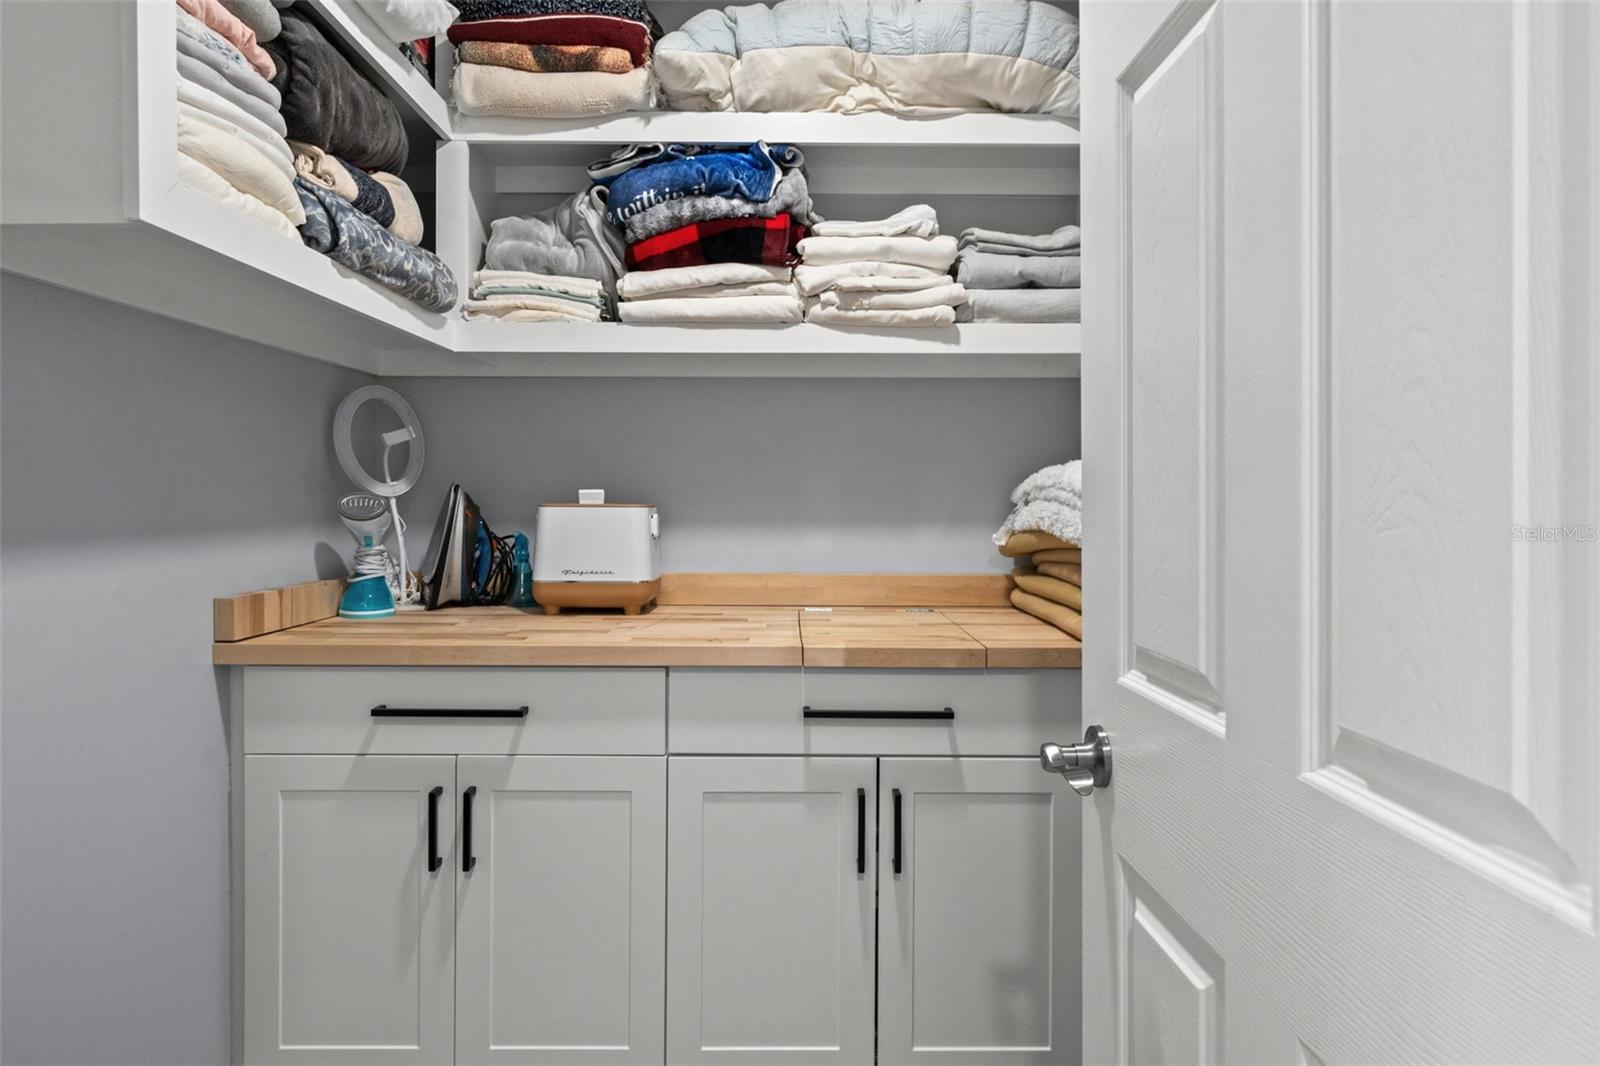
<box><xmin>1040</xmin><ymin>725</ymin><xmax>1111</xmax><ymax>796</ymax></box>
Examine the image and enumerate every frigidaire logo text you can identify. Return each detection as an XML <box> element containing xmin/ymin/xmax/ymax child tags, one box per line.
<box><xmin>563</xmin><ymin>568</ymin><xmax>617</xmax><ymax>576</ymax></box>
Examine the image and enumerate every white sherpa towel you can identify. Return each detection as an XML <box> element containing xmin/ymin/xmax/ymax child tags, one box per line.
<box><xmin>794</xmin><ymin>260</ymin><xmax>945</xmax><ymax>297</ymax></box>
<box><xmin>629</xmin><ymin>281</ymin><xmax>797</xmax><ymax>301</ymax></box>
<box><xmin>797</xmin><ymin>234</ymin><xmax>958</xmax><ymax>271</ymax></box>
<box><xmin>810</xmin><ymin>204</ymin><xmax>939</xmax><ymax>239</ymax></box>
<box><xmin>994</xmin><ymin>460</ymin><xmax>1083</xmax><ymax>545</ymax></box>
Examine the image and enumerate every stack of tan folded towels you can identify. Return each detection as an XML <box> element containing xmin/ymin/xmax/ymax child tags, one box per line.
<box><xmin>998</xmin><ymin>532</ymin><xmax>1082</xmax><ymax>638</ymax></box>
<box><xmin>994</xmin><ymin>459</ymin><xmax>1082</xmax><ymax>638</ymax></box>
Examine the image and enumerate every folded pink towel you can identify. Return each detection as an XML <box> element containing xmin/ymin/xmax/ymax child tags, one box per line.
<box><xmin>177</xmin><ymin>0</ymin><xmax>276</xmax><ymax>80</ymax></box>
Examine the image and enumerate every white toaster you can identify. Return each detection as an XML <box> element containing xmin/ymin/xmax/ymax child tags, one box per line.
<box><xmin>531</xmin><ymin>490</ymin><xmax>661</xmax><ymax>615</ymax></box>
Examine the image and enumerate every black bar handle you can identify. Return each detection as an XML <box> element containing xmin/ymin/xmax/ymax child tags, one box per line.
<box><xmin>462</xmin><ymin>786</ymin><xmax>478</xmax><ymax>873</ymax></box>
<box><xmin>803</xmin><ymin>707</ymin><xmax>954</xmax><ymax>721</ymax></box>
<box><xmin>426</xmin><ymin>786</ymin><xmax>443</xmax><ymax>873</ymax></box>
<box><xmin>892</xmin><ymin>788</ymin><xmax>903</xmax><ymax>876</ymax></box>
<box><xmin>856</xmin><ymin>788</ymin><xmax>866</xmax><ymax>876</ymax></box>
<box><xmin>373</xmin><ymin>705</ymin><xmax>529</xmax><ymax>719</ymax></box>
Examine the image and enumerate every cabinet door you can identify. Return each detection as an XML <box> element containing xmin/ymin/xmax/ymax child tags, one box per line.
<box><xmin>455</xmin><ymin>756</ymin><xmax>666</xmax><ymax>1066</ymax></box>
<box><xmin>244</xmin><ymin>755</ymin><xmax>456</xmax><ymax>1066</ymax></box>
<box><xmin>878</xmin><ymin>758</ymin><xmax>1080</xmax><ymax>1066</ymax></box>
<box><xmin>667</xmin><ymin>757</ymin><xmax>876</xmax><ymax>1066</ymax></box>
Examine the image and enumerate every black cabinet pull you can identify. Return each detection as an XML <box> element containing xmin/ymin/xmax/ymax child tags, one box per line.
<box><xmin>462</xmin><ymin>786</ymin><xmax>478</xmax><ymax>873</ymax></box>
<box><xmin>892</xmin><ymin>788</ymin><xmax>903</xmax><ymax>876</ymax></box>
<box><xmin>856</xmin><ymin>788</ymin><xmax>866</xmax><ymax>876</ymax></box>
<box><xmin>426</xmin><ymin>786</ymin><xmax>443</xmax><ymax>873</ymax></box>
<box><xmin>802</xmin><ymin>707</ymin><xmax>954</xmax><ymax>721</ymax></box>
<box><xmin>372</xmin><ymin>705</ymin><xmax>529</xmax><ymax>719</ymax></box>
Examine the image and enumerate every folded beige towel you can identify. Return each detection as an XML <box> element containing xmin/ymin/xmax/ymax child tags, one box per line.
<box><xmin>177</xmin><ymin>112</ymin><xmax>304</xmax><ymax>224</ymax></box>
<box><xmin>453</xmin><ymin>62</ymin><xmax>654</xmax><ymax>118</ymax></box>
<box><xmin>1014</xmin><ymin>572</ymin><xmax>1082</xmax><ymax>611</ymax></box>
<box><xmin>806</xmin><ymin>303</ymin><xmax>956</xmax><ymax>327</ymax></box>
<box><xmin>175</xmin><ymin>154</ymin><xmax>298</xmax><ymax>239</ymax></box>
<box><xmin>819</xmin><ymin>283</ymin><xmax>967</xmax><ymax>311</ymax></box>
<box><xmin>1036</xmin><ymin>561</ymin><xmax>1081</xmax><ymax>585</ymax></box>
<box><xmin>371</xmin><ymin>171</ymin><xmax>424</xmax><ymax>245</ymax></box>
<box><xmin>1011</xmin><ymin>589</ymin><xmax>1082</xmax><ymax>638</ymax></box>
<box><xmin>998</xmin><ymin>531</ymin><xmax>1078</xmax><ymax>557</ymax></box>
<box><xmin>1031</xmin><ymin>547</ymin><xmax>1082</xmax><ymax>564</ymax></box>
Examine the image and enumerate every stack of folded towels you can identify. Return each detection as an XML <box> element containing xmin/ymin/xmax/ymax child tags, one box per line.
<box><xmin>262</xmin><ymin>8</ymin><xmax>457</xmax><ymax>312</ymax></box>
<box><xmin>994</xmin><ymin>461</ymin><xmax>1082</xmax><ymax>638</ymax></box>
<box><xmin>794</xmin><ymin>206</ymin><xmax>964</xmax><ymax>327</ymax></box>
<box><xmin>173</xmin><ymin>0</ymin><xmax>303</xmax><ymax>239</ymax></box>
<box><xmin>954</xmin><ymin>224</ymin><xmax>1081</xmax><ymax>323</ymax></box>
<box><xmin>447</xmin><ymin>0</ymin><xmax>661</xmax><ymax>118</ymax></box>
<box><xmin>476</xmin><ymin>187</ymin><xmax>627</xmax><ymax>321</ymax></box>
<box><xmin>597</xmin><ymin>143</ymin><xmax>812</xmax><ymax>324</ymax></box>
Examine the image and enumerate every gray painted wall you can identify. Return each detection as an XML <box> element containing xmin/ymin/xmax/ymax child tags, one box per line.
<box><xmin>0</xmin><ymin>275</ymin><xmax>367</xmax><ymax>1066</ymax></box>
<box><xmin>396</xmin><ymin>377</ymin><xmax>1078</xmax><ymax>574</ymax></box>
<box><xmin>0</xmin><ymin>275</ymin><xmax>1075</xmax><ymax>1066</ymax></box>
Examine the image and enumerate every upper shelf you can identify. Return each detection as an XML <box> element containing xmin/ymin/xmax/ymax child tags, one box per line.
<box><xmin>451</xmin><ymin>110</ymin><xmax>1080</xmax><ymax>148</ymax></box>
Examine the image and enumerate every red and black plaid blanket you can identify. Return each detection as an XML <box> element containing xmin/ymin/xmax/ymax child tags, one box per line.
<box><xmin>625</xmin><ymin>214</ymin><xmax>807</xmax><ymax>272</ymax></box>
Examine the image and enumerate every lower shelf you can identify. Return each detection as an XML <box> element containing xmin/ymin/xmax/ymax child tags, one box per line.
<box><xmin>396</xmin><ymin>321</ymin><xmax>1083</xmax><ymax>377</ymax></box>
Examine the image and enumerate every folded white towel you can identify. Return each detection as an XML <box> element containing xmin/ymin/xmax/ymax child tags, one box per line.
<box><xmin>793</xmin><ymin>260</ymin><xmax>945</xmax><ymax>297</ymax></box>
<box><xmin>618</xmin><ymin>262</ymin><xmax>792</xmax><ymax>300</ymax></box>
<box><xmin>174</xmin><ymin>154</ymin><xmax>298</xmax><ymax>239</ymax></box>
<box><xmin>805</xmin><ymin>303</ymin><xmax>957</xmax><ymax>328</ymax></box>
<box><xmin>809</xmin><ymin>204</ymin><xmax>939</xmax><ymax>239</ymax></box>
<box><xmin>464</xmin><ymin>294</ymin><xmax>603</xmax><ymax>321</ymax></box>
<box><xmin>474</xmin><ymin>269</ymin><xmax>603</xmax><ymax>299</ymax></box>
<box><xmin>629</xmin><ymin>281</ymin><xmax>798</xmax><ymax>301</ymax></box>
<box><xmin>465</xmin><ymin>307</ymin><xmax>595</xmax><ymax>323</ymax></box>
<box><xmin>820</xmin><ymin>283</ymin><xmax>967</xmax><ymax>311</ymax></box>
<box><xmin>618</xmin><ymin>294</ymin><xmax>804</xmax><ymax>324</ymax></box>
<box><xmin>175</xmin><ymin>110</ymin><xmax>304</xmax><ymax>223</ymax></box>
<box><xmin>797</xmin><ymin>234</ymin><xmax>958</xmax><ymax>271</ymax></box>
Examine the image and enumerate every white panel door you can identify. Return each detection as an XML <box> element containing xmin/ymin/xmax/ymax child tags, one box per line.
<box><xmin>243</xmin><ymin>755</ymin><xmax>456</xmax><ymax>1066</ymax></box>
<box><xmin>455</xmin><ymin>755</ymin><xmax>665</xmax><ymax>1065</ymax></box>
<box><xmin>1080</xmin><ymin>1</ymin><xmax>1598</xmax><ymax>1063</ymax></box>
<box><xmin>666</xmin><ymin>757</ymin><xmax>875</xmax><ymax>1066</ymax></box>
<box><xmin>878</xmin><ymin>758</ymin><xmax>1079</xmax><ymax>1066</ymax></box>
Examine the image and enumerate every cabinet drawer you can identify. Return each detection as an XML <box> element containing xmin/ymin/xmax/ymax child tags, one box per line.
<box><xmin>669</xmin><ymin>668</ymin><xmax>1079</xmax><ymax>756</ymax></box>
<box><xmin>243</xmin><ymin>667</ymin><xmax>665</xmax><ymax>755</ymax></box>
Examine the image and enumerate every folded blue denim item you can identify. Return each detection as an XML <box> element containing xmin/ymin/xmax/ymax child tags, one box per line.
<box><xmin>597</xmin><ymin>142</ymin><xmax>804</xmax><ymax>225</ymax></box>
<box><xmin>294</xmin><ymin>178</ymin><xmax>457</xmax><ymax>312</ymax></box>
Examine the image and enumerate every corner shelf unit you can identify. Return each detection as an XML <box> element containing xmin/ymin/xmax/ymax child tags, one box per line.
<box><xmin>0</xmin><ymin>1</ymin><xmax>1081</xmax><ymax>379</ymax></box>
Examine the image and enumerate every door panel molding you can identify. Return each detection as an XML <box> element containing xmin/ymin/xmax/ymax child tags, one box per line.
<box><xmin>1117</xmin><ymin>860</ymin><xmax>1224</xmax><ymax>1066</ymax></box>
<box><xmin>1117</xmin><ymin>0</ymin><xmax>1227</xmax><ymax>731</ymax></box>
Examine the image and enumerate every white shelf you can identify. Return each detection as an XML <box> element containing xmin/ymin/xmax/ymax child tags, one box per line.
<box><xmin>379</xmin><ymin>322</ymin><xmax>1081</xmax><ymax>377</ymax></box>
<box><xmin>453</xmin><ymin>110</ymin><xmax>1079</xmax><ymax>148</ymax></box>
<box><xmin>300</xmin><ymin>0</ymin><xmax>452</xmax><ymax>138</ymax></box>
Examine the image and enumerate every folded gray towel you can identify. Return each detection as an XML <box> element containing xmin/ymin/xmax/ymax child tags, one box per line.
<box><xmin>956</xmin><ymin>288</ymin><xmax>1081</xmax><ymax>323</ymax></box>
<box><xmin>955</xmin><ymin>251</ymin><xmax>1079</xmax><ymax>290</ymax></box>
<box><xmin>958</xmin><ymin>223</ymin><xmax>1081</xmax><ymax>257</ymax></box>
<box><xmin>175</xmin><ymin>26</ymin><xmax>283</xmax><ymax>109</ymax></box>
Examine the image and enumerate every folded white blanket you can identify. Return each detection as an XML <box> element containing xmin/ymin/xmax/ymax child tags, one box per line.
<box><xmin>474</xmin><ymin>269</ymin><xmax>603</xmax><ymax>299</ymax></box>
<box><xmin>958</xmin><ymin>223</ymin><xmax>1081</xmax><ymax>257</ymax></box>
<box><xmin>619</xmin><ymin>294</ymin><xmax>804</xmax><ymax>324</ymax></box>
<box><xmin>629</xmin><ymin>280</ymin><xmax>797</xmax><ymax>300</ymax></box>
<box><xmin>618</xmin><ymin>262</ymin><xmax>792</xmax><ymax>299</ymax></box>
<box><xmin>175</xmin><ymin>110</ymin><xmax>304</xmax><ymax>223</ymax></box>
<box><xmin>820</xmin><ymin>283</ymin><xmax>967</xmax><ymax>311</ymax></box>
<box><xmin>810</xmin><ymin>204</ymin><xmax>938</xmax><ymax>239</ymax></box>
<box><xmin>465</xmin><ymin>293</ymin><xmax>602</xmax><ymax>321</ymax></box>
<box><xmin>176</xmin><ymin>86</ymin><xmax>292</xmax><ymax>172</ymax></box>
<box><xmin>1011</xmin><ymin>460</ymin><xmax>1082</xmax><ymax>506</ymax></box>
<box><xmin>453</xmin><ymin>63</ymin><xmax>655</xmax><ymax>119</ymax></box>
<box><xmin>793</xmin><ymin>260</ymin><xmax>944</xmax><ymax>297</ymax></box>
<box><xmin>798</xmin><ymin>234</ymin><xmax>958</xmax><ymax>270</ymax></box>
<box><xmin>175</xmin><ymin>153</ymin><xmax>298</xmax><ymax>238</ymax></box>
<box><xmin>806</xmin><ymin>303</ymin><xmax>956</xmax><ymax>327</ymax></box>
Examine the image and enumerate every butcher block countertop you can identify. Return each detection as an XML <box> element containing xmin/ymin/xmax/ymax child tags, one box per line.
<box><xmin>212</xmin><ymin>605</ymin><xmax>1080</xmax><ymax>669</ymax></box>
